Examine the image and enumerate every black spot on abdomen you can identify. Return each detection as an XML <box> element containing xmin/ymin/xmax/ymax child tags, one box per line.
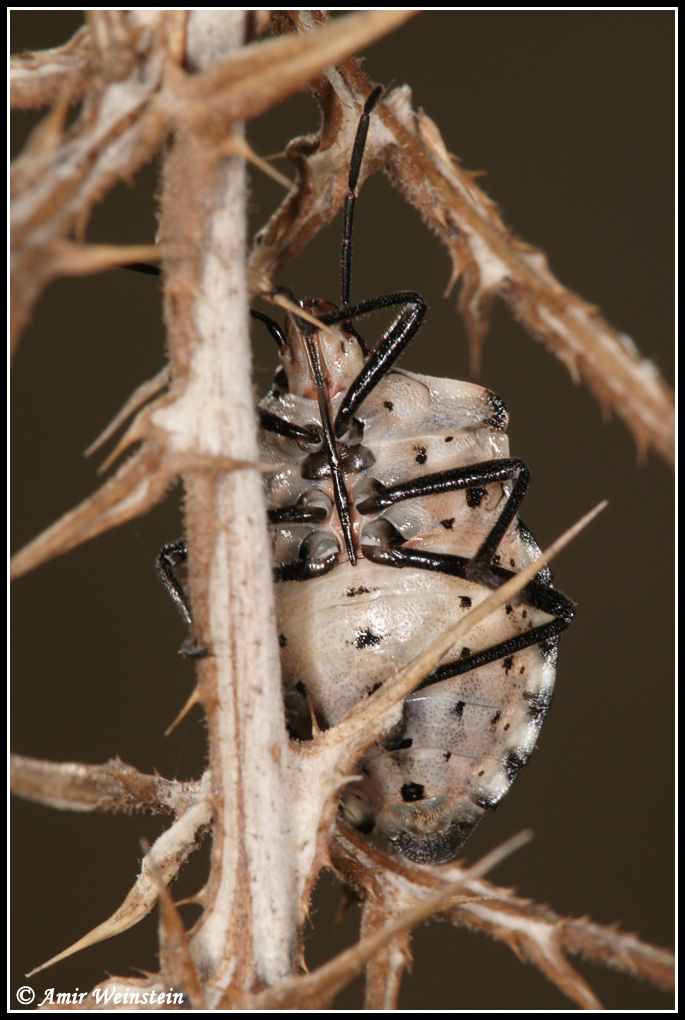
<box><xmin>356</xmin><ymin>628</ymin><xmax>382</xmax><ymax>649</ymax></box>
<box><xmin>503</xmin><ymin>747</ymin><xmax>530</xmax><ymax>782</ymax></box>
<box><xmin>401</xmin><ymin>782</ymin><xmax>425</xmax><ymax>802</ymax></box>
<box><xmin>524</xmin><ymin>687</ymin><xmax>553</xmax><ymax>726</ymax></box>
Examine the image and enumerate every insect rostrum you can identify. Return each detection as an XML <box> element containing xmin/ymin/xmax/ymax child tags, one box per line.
<box><xmin>161</xmin><ymin>88</ymin><xmax>574</xmax><ymax>866</ymax></box>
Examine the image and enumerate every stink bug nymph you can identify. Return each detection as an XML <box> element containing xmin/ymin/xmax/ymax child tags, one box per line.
<box><xmin>159</xmin><ymin>86</ymin><xmax>574</xmax><ymax>865</ymax></box>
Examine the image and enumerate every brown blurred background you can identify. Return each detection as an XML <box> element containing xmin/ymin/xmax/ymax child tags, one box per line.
<box><xmin>11</xmin><ymin>11</ymin><xmax>674</xmax><ymax>1010</ymax></box>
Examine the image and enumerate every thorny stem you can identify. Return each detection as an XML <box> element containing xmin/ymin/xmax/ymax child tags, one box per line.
<box><xmin>150</xmin><ymin>12</ymin><xmax>296</xmax><ymax>990</ymax></box>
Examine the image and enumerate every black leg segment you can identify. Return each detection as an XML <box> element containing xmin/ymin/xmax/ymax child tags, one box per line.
<box><xmin>259</xmin><ymin>408</ymin><xmax>322</xmax><ymax>446</ymax></box>
<box><xmin>358</xmin><ymin>458</ymin><xmax>530</xmax><ymax>590</ymax></box>
<box><xmin>156</xmin><ymin>539</ymin><xmax>210</xmax><ymax>658</ymax></box>
<box><xmin>360</xmin><ymin>524</ymin><xmax>574</xmax><ymax>691</ymax></box>
<box><xmin>316</xmin><ymin>291</ymin><xmax>426</xmax><ymax>436</ymax></box>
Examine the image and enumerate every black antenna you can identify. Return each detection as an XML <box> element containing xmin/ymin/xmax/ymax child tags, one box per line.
<box><xmin>341</xmin><ymin>86</ymin><xmax>384</xmax><ymax>310</ymax></box>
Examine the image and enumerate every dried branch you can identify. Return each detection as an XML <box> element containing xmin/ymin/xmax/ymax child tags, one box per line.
<box><xmin>360</xmin><ymin>896</ymin><xmax>411</xmax><ymax>1011</ymax></box>
<box><xmin>10</xmin><ymin>24</ymin><xmax>93</xmax><ymax>110</ymax></box>
<box><xmin>28</xmin><ymin>794</ymin><xmax>212</xmax><ymax>976</ymax></box>
<box><xmin>154</xmin><ymin>860</ymin><xmax>206</xmax><ymax>1011</ymax></box>
<box><xmin>331</xmin><ymin>825</ymin><xmax>675</xmax><ymax>1009</ymax></box>
<box><xmin>241</xmin><ymin>833</ymin><xmax>533</xmax><ymax>1010</ymax></box>
<box><xmin>381</xmin><ymin>93</ymin><xmax>674</xmax><ymax>468</ymax></box>
<box><xmin>10</xmin><ymin>753</ymin><xmax>202</xmax><ymax>816</ymax></box>
<box><xmin>10</xmin><ymin>441</ymin><xmax>171</xmax><ymax>580</ymax></box>
<box><xmin>10</xmin><ymin>12</ymin><xmax>172</xmax><ymax>353</ymax></box>
<box><xmin>10</xmin><ymin>11</ymin><xmax>412</xmax><ymax>358</ymax></box>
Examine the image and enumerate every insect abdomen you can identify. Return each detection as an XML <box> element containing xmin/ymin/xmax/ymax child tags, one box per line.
<box><xmin>263</xmin><ymin>367</ymin><xmax>561</xmax><ymax>864</ymax></box>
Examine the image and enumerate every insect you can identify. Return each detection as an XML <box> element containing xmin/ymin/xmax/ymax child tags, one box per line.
<box><xmin>159</xmin><ymin>87</ymin><xmax>574</xmax><ymax>865</ymax></box>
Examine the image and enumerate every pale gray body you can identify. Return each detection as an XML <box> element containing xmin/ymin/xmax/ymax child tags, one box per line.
<box><xmin>260</xmin><ymin>319</ymin><xmax>558</xmax><ymax>864</ymax></box>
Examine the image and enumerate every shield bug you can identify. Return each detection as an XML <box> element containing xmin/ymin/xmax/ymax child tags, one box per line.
<box><xmin>160</xmin><ymin>86</ymin><xmax>574</xmax><ymax>865</ymax></box>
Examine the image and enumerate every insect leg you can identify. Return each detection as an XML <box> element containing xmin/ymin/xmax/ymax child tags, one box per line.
<box><xmin>361</xmin><ymin>525</ymin><xmax>574</xmax><ymax>680</ymax></box>
<box><xmin>273</xmin><ymin>528</ymin><xmax>340</xmax><ymax>582</ymax></box>
<box><xmin>417</xmin><ymin>558</ymin><xmax>573</xmax><ymax>686</ymax></box>
<box><xmin>259</xmin><ymin>407</ymin><xmax>322</xmax><ymax>445</ymax></box>
<box><xmin>156</xmin><ymin>539</ymin><xmax>210</xmax><ymax>658</ymax></box>
<box><xmin>251</xmin><ymin>308</ymin><xmax>287</xmax><ymax>349</ymax></box>
<box><xmin>252</xmin><ymin>310</ymin><xmax>323</xmax><ymax>446</ymax></box>
<box><xmin>357</xmin><ymin>457</ymin><xmax>531</xmax><ymax>589</ymax></box>
<box><xmin>362</xmin><ymin>522</ymin><xmax>573</xmax><ymax>622</ymax></box>
<box><xmin>318</xmin><ymin>291</ymin><xmax>427</xmax><ymax>435</ymax></box>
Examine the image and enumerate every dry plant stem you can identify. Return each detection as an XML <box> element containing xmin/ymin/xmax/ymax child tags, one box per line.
<box><xmin>155</xmin><ymin>865</ymin><xmax>206</xmax><ymax>1011</ymax></box>
<box><xmin>245</xmin><ymin>833</ymin><xmax>532</xmax><ymax>1010</ymax></box>
<box><xmin>9</xmin><ymin>442</ymin><xmax>171</xmax><ymax>580</ymax></box>
<box><xmin>10</xmin><ymin>24</ymin><xmax>94</xmax><ymax>109</ymax></box>
<box><xmin>9</xmin><ymin>11</ymin><xmax>170</xmax><ymax>355</ymax></box>
<box><xmin>84</xmin><ymin>365</ymin><xmax>172</xmax><ymax>458</ymax></box>
<box><xmin>379</xmin><ymin>92</ymin><xmax>674</xmax><ymax>468</ymax></box>
<box><xmin>174</xmin><ymin>11</ymin><xmax>414</xmax><ymax>128</ymax></box>
<box><xmin>151</xmin><ymin>12</ymin><xmax>296</xmax><ymax>993</ymax></box>
<box><xmin>361</xmin><ymin>897</ymin><xmax>410</xmax><ymax>1011</ymax></box>
<box><xmin>453</xmin><ymin>896</ymin><xmax>674</xmax><ymax>1006</ymax></box>
<box><xmin>9</xmin><ymin>753</ymin><xmax>202</xmax><ymax>816</ymax></box>
<box><xmin>330</xmin><ymin>826</ymin><xmax>675</xmax><ymax>1009</ymax></box>
<box><xmin>10</xmin><ymin>11</ymin><xmax>412</xmax><ymax>358</ymax></box>
<box><xmin>29</xmin><ymin>795</ymin><xmax>213</xmax><ymax>977</ymax></box>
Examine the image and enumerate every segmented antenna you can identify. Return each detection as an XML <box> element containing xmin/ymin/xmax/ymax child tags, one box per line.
<box><xmin>341</xmin><ymin>86</ymin><xmax>384</xmax><ymax>310</ymax></box>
